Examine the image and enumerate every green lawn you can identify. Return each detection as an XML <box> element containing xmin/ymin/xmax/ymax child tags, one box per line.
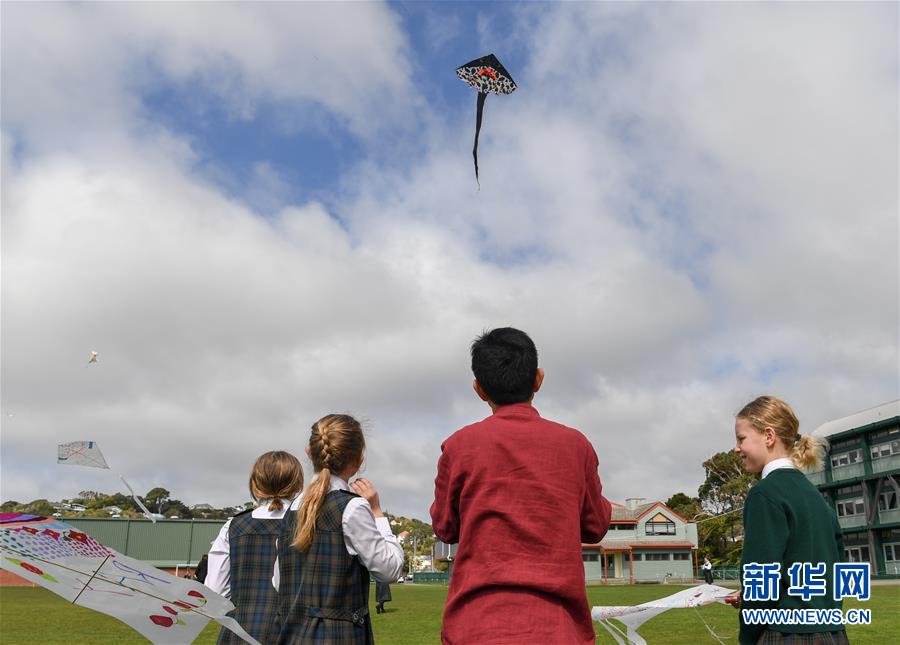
<box><xmin>1</xmin><ymin>584</ymin><xmax>896</xmax><ymax>644</ymax></box>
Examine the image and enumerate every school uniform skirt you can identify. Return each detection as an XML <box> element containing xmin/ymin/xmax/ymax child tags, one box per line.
<box><xmin>756</xmin><ymin>630</ymin><xmax>850</xmax><ymax>645</ymax></box>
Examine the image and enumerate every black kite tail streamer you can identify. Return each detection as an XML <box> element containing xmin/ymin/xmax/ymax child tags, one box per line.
<box><xmin>473</xmin><ymin>91</ymin><xmax>487</xmax><ymax>187</ymax></box>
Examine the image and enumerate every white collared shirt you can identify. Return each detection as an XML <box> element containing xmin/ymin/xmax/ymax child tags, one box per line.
<box><xmin>272</xmin><ymin>476</ymin><xmax>404</xmax><ymax>590</ymax></box>
<box><xmin>761</xmin><ymin>457</ymin><xmax>796</xmax><ymax>480</ymax></box>
<box><xmin>205</xmin><ymin>498</ymin><xmax>292</xmax><ymax>598</ymax></box>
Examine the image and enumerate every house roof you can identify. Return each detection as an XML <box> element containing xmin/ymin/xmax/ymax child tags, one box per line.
<box><xmin>812</xmin><ymin>400</ymin><xmax>900</xmax><ymax>439</ymax></box>
<box><xmin>611</xmin><ymin>502</ymin><xmax>656</xmax><ymax>521</ymax></box>
<box><xmin>610</xmin><ymin>501</ymin><xmax>688</xmax><ymax>524</ymax></box>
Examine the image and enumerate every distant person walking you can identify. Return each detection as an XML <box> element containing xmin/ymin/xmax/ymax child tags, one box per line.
<box><xmin>194</xmin><ymin>554</ymin><xmax>208</xmax><ymax>584</ymax></box>
<box><xmin>702</xmin><ymin>556</ymin><xmax>713</xmax><ymax>584</ymax></box>
<box><xmin>205</xmin><ymin>451</ymin><xmax>304</xmax><ymax>644</ymax></box>
<box><xmin>375</xmin><ymin>580</ymin><xmax>392</xmax><ymax>614</ymax></box>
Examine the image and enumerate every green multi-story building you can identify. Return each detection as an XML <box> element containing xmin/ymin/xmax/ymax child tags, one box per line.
<box><xmin>805</xmin><ymin>400</ymin><xmax>900</xmax><ymax>578</ymax></box>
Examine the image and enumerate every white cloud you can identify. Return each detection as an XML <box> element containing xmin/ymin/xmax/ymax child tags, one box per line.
<box><xmin>2</xmin><ymin>2</ymin><xmax>897</xmax><ymax>518</ymax></box>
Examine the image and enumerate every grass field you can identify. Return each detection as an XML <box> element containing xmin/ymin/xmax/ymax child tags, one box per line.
<box><xmin>1</xmin><ymin>584</ymin><xmax>897</xmax><ymax>644</ymax></box>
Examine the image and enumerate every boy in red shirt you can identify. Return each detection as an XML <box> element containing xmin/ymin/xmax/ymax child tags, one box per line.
<box><xmin>430</xmin><ymin>327</ymin><xmax>612</xmax><ymax>644</ymax></box>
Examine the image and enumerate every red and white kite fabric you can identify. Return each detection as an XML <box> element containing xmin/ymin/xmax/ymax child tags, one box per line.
<box><xmin>0</xmin><ymin>513</ymin><xmax>260</xmax><ymax>644</ymax></box>
<box><xmin>592</xmin><ymin>584</ymin><xmax>734</xmax><ymax>645</ymax></box>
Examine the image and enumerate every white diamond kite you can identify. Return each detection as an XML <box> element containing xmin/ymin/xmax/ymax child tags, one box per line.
<box><xmin>57</xmin><ymin>441</ymin><xmax>156</xmax><ymax>523</ymax></box>
<box><xmin>58</xmin><ymin>441</ymin><xmax>109</xmax><ymax>469</ymax></box>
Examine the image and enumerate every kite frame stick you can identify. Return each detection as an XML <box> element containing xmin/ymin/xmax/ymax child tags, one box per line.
<box><xmin>72</xmin><ymin>553</ymin><xmax>112</xmax><ymax>604</ymax></box>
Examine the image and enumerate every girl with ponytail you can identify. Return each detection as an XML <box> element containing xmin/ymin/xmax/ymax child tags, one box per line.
<box><xmin>730</xmin><ymin>396</ymin><xmax>848</xmax><ymax>645</ymax></box>
<box><xmin>206</xmin><ymin>450</ymin><xmax>304</xmax><ymax>644</ymax></box>
<box><xmin>275</xmin><ymin>414</ymin><xmax>403</xmax><ymax>644</ymax></box>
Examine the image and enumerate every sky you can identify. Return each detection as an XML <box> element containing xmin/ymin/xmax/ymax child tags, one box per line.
<box><xmin>2</xmin><ymin>2</ymin><xmax>898</xmax><ymax>520</ymax></box>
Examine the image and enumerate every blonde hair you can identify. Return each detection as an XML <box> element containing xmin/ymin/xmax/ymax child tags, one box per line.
<box><xmin>737</xmin><ymin>395</ymin><xmax>827</xmax><ymax>471</ymax></box>
<box><xmin>292</xmin><ymin>414</ymin><xmax>365</xmax><ymax>551</ymax></box>
<box><xmin>249</xmin><ymin>451</ymin><xmax>304</xmax><ymax>512</ymax></box>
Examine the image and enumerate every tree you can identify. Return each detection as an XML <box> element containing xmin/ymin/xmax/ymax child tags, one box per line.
<box><xmin>695</xmin><ymin>450</ymin><xmax>759</xmax><ymax>565</ymax></box>
<box><xmin>0</xmin><ymin>501</ymin><xmax>20</xmax><ymax>511</ymax></box>
<box><xmin>665</xmin><ymin>492</ymin><xmax>702</xmax><ymax>522</ymax></box>
<box><xmin>78</xmin><ymin>490</ymin><xmax>102</xmax><ymax>501</ymax></box>
<box><xmin>160</xmin><ymin>499</ymin><xmax>192</xmax><ymax>519</ymax></box>
<box><xmin>22</xmin><ymin>499</ymin><xmax>56</xmax><ymax>516</ymax></box>
<box><xmin>143</xmin><ymin>487</ymin><xmax>170</xmax><ymax>513</ymax></box>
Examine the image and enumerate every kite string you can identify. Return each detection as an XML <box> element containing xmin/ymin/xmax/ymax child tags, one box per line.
<box><xmin>693</xmin><ymin>607</ymin><xmax>730</xmax><ymax>644</ymax></box>
<box><xmin>695</xmin><ymin>507</ymin><xmax>743</xmax><ymax>524</ymax></box>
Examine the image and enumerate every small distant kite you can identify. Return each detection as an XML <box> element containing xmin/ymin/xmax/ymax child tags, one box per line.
<box><xmin>88</xmin><ymin>351</ymin><xmax>98</xmax><ymax>365</ymax></box>
<box><xmin>456</xmin><ymin>53</ymin><xmax>517</xmax><ymax>186</ymax></box>
<box><xmin>57</xmin><ymin>441</ymin><xmax>156</xmax><ymax>523</ymax></box>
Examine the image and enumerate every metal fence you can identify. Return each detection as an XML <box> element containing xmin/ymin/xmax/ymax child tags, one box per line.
<box><xmin>67</xmin><ymin>518</ymin><xmax>225</xmax><ymax>567</ymax></box>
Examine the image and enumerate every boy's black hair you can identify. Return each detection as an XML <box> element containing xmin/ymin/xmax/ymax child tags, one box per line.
<box><xmin>470</xmin><ymin>327</ymin><xmax>538</xmax><ymax>405</ymax></box>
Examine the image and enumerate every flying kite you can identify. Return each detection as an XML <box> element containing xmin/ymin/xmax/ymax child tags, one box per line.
<box><xmin>57</xmin><ymin>441</ymin><xmax>156</xmax><ymax>523</ymax></box>
<box><xmin>592</xmin><ymin>583</ymin><xmax>734</xmax><ymax>645</ymax></box>
<box><xmin>456</xmin><ymin>53</ymin><xmax>517</xmax><ymax>186</ymax></box>
<box><xmin>0</xmin><ymin>513</ymin><xmax>260</xmax><ymax>644</ymax></box>
<box><xmin>88</xmin><ymin>351</ymin><xmax>98</xmax><ymax>365</ymax></box>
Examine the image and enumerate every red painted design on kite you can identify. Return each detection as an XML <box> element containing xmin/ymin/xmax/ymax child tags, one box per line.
<box><xmin>150</xmin><ymin>615</ymin><xmax>174</xmax><ymax>627</ymax></box>
<box><xmin>476</xmin><ymin>67</ymin><xmax>498</xmax><ymax>80</ymax></box>
<box><xmin>163</xmin><ymin>605</ymin><xmax>178</xmax><ymax>615</ymax></box>
<box><xmin>20</xmin><ymin>562</ymin><xmax>43</xmax><ymax>575</ymax></box>
<box><xmin>67</xmin><ymin>531</ymin><xmax>89</xmax><ymax>544</ymax></box>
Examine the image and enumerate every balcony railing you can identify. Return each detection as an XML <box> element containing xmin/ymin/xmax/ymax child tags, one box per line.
<box><xmin>830</xmin><ymin>463</ymin><xmax>865</xmax><ymax>482</ymax></box>
<box><xmin>877</xmin><ymin>508</ymin><xmax>900</xmax><ymax>525</ymax></box>
<box><xmin>871</xmin><ymin>454</ymin><xmax>900</xmax><ymax>474</ymax></box>
<box><xmin>806</xmin><ymin>470</ymin><xmax>827</xmax><ymax>485</ymax></box>
<box><xmin>837</xmin><ymin>515</ymin><xmax>867</xmax><ymax>529</ymax></box>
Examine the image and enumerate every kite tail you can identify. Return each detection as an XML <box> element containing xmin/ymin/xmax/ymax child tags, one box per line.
<box><xmin>473</xmin><ymin>91</ymin><xmax>487</xmax><ymax>188</ymax></box>
<box><xmin>119</xmin><ymin>475</ymin><xmax>157</xmax><ymax>523</ymax></box>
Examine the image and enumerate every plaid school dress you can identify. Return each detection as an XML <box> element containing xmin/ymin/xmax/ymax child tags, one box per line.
<box><xmin>216</xmin><ymin>511</ymin><xmax>282</xmax><ymax>644</ymax></box>
<box><xmin>756</xmin><ymin>630</ymin><xmax>850</xmax><ymax>645</ymax></box>
<box><xmin>276</xmin><ymin>490</ymin><xmax>373</xmax><ymax>645</ymax></box>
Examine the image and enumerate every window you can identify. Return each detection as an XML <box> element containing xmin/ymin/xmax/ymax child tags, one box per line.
<box><xmin>885</xmin><ymin>544</ymin><xmax>900</xmax><ymax>562</ymax></box>
<box><xmin>609</xmin><ymin>524</ymin><xmax>635</xmax><ymax>531</ymax></box>
<box><xmin>836</xmin><ymin>484</ymin><xmax>863</xmax><ymax>496</ymax></box>
<box><xmin>831</xmin><ymin>439</ymin><xmax>861</xmax><ymax>452</ymax></box>
<box><xmin>836</xmin><ymin>498</ymin><xmax>865</xmax><ymax>517</ymax></box>
<box><xmin>632</xmin><ymin>553</ymin><xmax>643</xmax><ymax>561</ymax></box>
<box><xmin>869</xmin><ymin>428</ymin><xmax>900</xmax><ymax>441</ymax></box>
<box><xmin>645</xmin><ymin>513</ymin><xmax>676</xmax><ymax>535</ymax></box>
<box><xmin>878</xmin><ymin>490</ymin><xmax>899</xmax><ymax>511</ymax></box>
<box><xmin>673</xmin><ymin>553</ymin><xmax>690</xmax><ymax>561</ymax></box>
<box><xmin>645</xmin><ymin>553</ymin><xmax>671</xmax><ymax>561</ymax></box>
<box><xmin>831</xmin><ymin>450</ymin><xmax>862</xmax><ymax>468</ymax></box>
<box><xmin>871</xmin><ymin>440</ymin><xmax>900</xmax><ymax>460</ymax></box>
<box><xmin>582</xmin><ymin>553</ymin><xmax>598</xmax><ymax>562</ymax></box>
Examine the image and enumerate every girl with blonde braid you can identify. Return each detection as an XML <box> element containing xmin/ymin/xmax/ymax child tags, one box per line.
<box><xmin>729</xmin><ymin>396</ymin><xmax>847</xmax><ymax>645</ymax></box>
<box><xmin>275</xmin><ymin>414</ymin><xmax>403</xmax><ymax>644</ymax></box>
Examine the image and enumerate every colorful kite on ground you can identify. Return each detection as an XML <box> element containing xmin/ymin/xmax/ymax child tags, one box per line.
<box><xmin>57</xmin><ymin>441</ymin><xmax>156</xmax><ymax>522</ymax></box>
<box><xmin>592</xmin><ymin>584</ymin><xmax>734</xmax><ymax>645</ymax></box>
<box><xmin>0</xmin><ymin>513</ymin><xmax>260</xmax><ymax>644</ymax></box>
<box><xmin>456</xmin><ymin>53</ymin><xmax>517</xmax><ymax>186</ymax></box>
